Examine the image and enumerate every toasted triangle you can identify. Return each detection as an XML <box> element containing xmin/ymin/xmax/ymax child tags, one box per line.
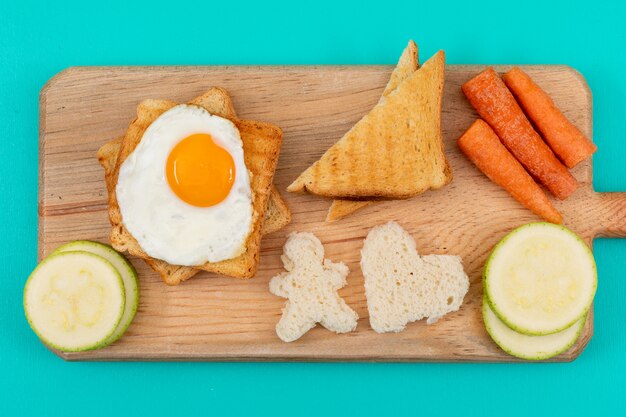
<box><xmin>327</xmin><ymin>41</ymin><xmax>419</xmax><ymax>222</ymax></box>
<box><xmin>288</xmin><ymin>50</ymin><xmax>451</xmax><ymax>199</ymax></box>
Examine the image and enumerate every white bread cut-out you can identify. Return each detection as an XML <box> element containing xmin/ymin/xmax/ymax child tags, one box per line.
<box><xmin>269</xmin><ymin>232</ymin><xmax>358</xmax><ymax>342</ymax></box>
<box><xmin>361</xmin><ymin>221</ymin><xmax>469</xmax><ymax>333</ymax></box>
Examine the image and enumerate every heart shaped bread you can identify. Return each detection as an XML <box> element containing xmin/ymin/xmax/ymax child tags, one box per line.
<box><xmin>361</xmin><ymin>221</ymin><xmax>469</xmax><ymax>333</ymax></box>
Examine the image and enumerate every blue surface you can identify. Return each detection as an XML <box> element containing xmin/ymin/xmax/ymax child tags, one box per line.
<box><xmin>2</xmin><ymin>0</ymin><xmax>625</xmax><ymax>415</ymax></box>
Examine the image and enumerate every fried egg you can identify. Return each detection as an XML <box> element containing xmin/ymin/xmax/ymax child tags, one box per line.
<box><xmin>116</xmin><ymin>104</ymin><xmax>254</xmax><ymax>266</ymax></box>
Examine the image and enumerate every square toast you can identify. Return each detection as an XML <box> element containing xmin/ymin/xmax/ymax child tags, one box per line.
<box><xmin>98</xmin><ymin>88</ymin><xmax>287</xmax><ymax>284</ymax></box>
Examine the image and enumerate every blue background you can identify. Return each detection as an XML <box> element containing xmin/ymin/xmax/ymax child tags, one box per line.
<box><xmin>2</xmin><ymin>1</ymin><xmax>625</xmax><ymax>415</ymax></box>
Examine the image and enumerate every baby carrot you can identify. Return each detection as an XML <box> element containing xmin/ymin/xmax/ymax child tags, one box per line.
<box><xmin>462</xmin><ymin>68</ymin><xmax>578</xmax><ymax>200</ymax></box>
<box><xmin>503</xmin><ymin>67</ymin><xmax>597</xmax><ymax>168</ymax></box>
<box><xmin>458</xmin><ymin>119</ymin><xmax>562</xmax><ymax>224</ymax></box>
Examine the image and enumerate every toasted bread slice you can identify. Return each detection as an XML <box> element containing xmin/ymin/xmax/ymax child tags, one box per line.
<box><xmin>288</xmin><ymin>50</ymin><xmax>450</xmax><ymax>200</ymax></box>
<box><xmin>102</xmin><ymin>88</ymin><xmax>283</xmax><ymax>284</ymax></box>
<box><xmin>327</xmin><ymin>41</ymin><xmax>419</xmax><ymax>222</ymax></box>
<box><xmin>98</xmin><ymin>88</ymin><xmax>290</xmax><ymax>284</ymax></box>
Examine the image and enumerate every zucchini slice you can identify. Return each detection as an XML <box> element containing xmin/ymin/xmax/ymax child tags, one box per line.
<box><xmin>24</xmin><ymin>251</ymin><xmax>125</xmax><ymax>352</ymax></box>
<box><xmin>483</xmin><ymin>297</ymin><xmax>585</xmax><ymax>360</ymax></box>
<box><xmin>484</xmin><ymin>222</ymin><xmax>596</xmax><ymax>335</ymax></box>
<box><xmin>53</xmin><ymin>241</ymin><xmax>138</xmax><ymax>345</ymax></box>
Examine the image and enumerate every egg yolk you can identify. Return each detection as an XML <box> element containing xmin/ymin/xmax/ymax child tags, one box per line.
<box><xmin>165</xmin><ymin>133</ymin><xmax>235</xmax><ymax>207</ymax></box>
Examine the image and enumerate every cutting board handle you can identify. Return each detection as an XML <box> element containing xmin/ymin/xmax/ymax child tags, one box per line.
<box><xmin>595</xmin><ymin>192</ymin><xmax>626</xmax><ymax>238</ymax></box>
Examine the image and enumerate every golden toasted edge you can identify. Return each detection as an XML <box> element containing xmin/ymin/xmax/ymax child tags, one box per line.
<box><xmin>425</xmin><ymin>51</ymin><xmax>452</xmax><ymax>188</ymax></box>
<box><xmin>382</xmin><ymin>40</ymin><xmax>419</xmax><ymax>96</ymax></box>
<box><xmin>326</xmin><ymin>200</ymin><xmax>373</xmax><ymax>222</ymax></box>
<box><xmin>264</xmin><ymin>186</ymin><xmax>292</xmax><ymax>234</ymax></box>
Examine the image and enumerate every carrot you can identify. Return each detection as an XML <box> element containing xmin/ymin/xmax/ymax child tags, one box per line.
<box><xmin>458</xmin><ymin>119</ymin><xmax>562</xmax><ymax>224</ymax></box>
<box><xmin>503</xmin><ymin>67</ymin><xmax>597</xmax><ymax>168</ymax></box>
<box><xmin>462</xmin><ymin>68</ymin><xmax>578</xmax><ymax>200</ymax></box>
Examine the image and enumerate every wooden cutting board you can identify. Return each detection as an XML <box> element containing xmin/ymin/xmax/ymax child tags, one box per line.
<box><xmin>39</xmin><ymin>65</ymin><xmax>626</xmax><ymax>362</ymax></box>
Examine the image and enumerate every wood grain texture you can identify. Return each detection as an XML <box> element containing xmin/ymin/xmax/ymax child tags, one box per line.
<box><xmin>39</xmin><ymin>65</ymin><xmax>626</xmax><ymax>362</ymax></box>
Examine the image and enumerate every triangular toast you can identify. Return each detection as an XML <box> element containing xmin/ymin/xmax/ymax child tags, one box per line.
<box><xmin>327</xmin><ymin>41</ymin><xmax>419</xmax><ymax>221</ymax></box>
<box><xmin>288</xmin><ymin>50</ymin><xmax>451</xmax><ymax>200</ymax></box>
<box><xmin>98</xmin><ymin>87</ymin><xmax>284</xmax><ymax>284</ymax></box>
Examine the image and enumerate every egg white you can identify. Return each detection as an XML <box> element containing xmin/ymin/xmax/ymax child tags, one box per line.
<box><xmin>116</xmin><ymin>104</ymin><xmax>254</xmax><ymax>266</ymax></box>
